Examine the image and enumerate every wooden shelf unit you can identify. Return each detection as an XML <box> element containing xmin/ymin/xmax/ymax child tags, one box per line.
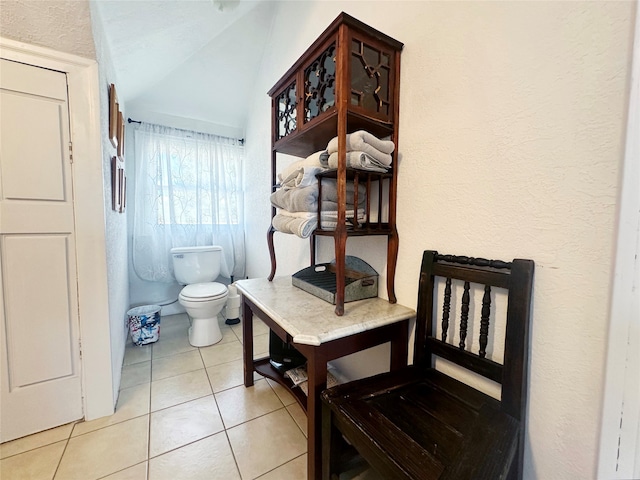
<box><xmin>267</xmin><ymin>12</ymin><xmax>403</xmax><ymax>315</ymax></box>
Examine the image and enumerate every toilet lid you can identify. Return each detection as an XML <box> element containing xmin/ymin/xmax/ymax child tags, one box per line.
<box><xmin>180</xmin><ymin>282</ymin><xmax>227</xmax><ymax>301</ymax></box>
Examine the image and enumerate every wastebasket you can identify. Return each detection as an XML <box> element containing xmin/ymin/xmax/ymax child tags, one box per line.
<box><xmin>224</xmin><ymin>284</ymin><xmax>241</xmax><ymax>325</ymax></box>
<box><xmin>127</xmin><ymin>305</ymin><xmax>161</xmax><ymax>346</ymax></box>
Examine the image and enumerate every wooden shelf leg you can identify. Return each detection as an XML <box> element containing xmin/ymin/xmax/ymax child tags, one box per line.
<box><xmin>310</xmin><ymin>235</ymin><xmax>316</xmax><ymax>266</ymax></box>
<box><xmin>333</xmin><ymin>228</ymin><xmax>347</xmax><ymax>316</ymax></box>
<box><xmin>267</xmin><ymin>225</ymin><xmax>276</xmax><ymax>281</ymax></box>
<box><xmin>387</xmin><ymin>228</ymin><xmax>399</xmax><ymax>303</ymax></box>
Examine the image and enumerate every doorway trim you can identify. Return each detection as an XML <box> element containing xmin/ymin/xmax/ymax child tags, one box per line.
<box><xmin>0</xmin><ymin>37</ymin><xmax>115</xmax><ymax>420</ymax></box>
<box><xmin>597</xmin><ymin>3</ymin><xmax>640</xmax><ymax>478</ymax></box>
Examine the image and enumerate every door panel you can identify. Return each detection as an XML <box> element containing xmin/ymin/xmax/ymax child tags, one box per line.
<box><xmin>1</xmin><ymin>92</ymin><xmax>67</xmax><ymax>201</ymax></box>
<box><xmin>3</xmin><ymin>235</ymin><xmax>75</xmax><ymax>386</ymax></box>
<box><xmin>0</xmin><ymin>58</ymin><xmax>82</xmax><ymax>442</ymax></box>
<box><xmin>0</xmin><ymin>58</ymin><xmax>67</xmax><ymax>99</ymax></box>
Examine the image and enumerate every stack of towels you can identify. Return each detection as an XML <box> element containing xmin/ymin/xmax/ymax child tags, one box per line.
<box><xmin>270</xmin><ymin>130</ymin><xmax>394</xmax><ymax>238</ymax></box>
<box><xmin>270</xmin><ymin>151</ymin><xmax>366</xmax><ymax>238</ymax></box>
<box><xmin>322</xmin><ymin>130</ymin><xmax>395</xmax><ymax>173</ymax></box>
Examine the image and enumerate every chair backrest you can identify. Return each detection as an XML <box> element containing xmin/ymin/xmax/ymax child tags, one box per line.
<box><xmin>413</xmin><ymin>250</ymin><xmax>534</xmax><ymax>421</ymax></box>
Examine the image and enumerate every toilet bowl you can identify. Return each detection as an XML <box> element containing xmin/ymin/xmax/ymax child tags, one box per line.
<box><xmin>178</xmin><ymin>282</ymin><xmax>228</xmax><ymax>347</ymax></box>
<box><xmin>171</xmin><ymin>246</ymin><xmax>229</xmax><ymax>347</ymax></box>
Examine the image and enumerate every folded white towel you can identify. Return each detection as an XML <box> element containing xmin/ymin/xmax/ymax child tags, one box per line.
<box><xmin>277</xmin><ymin>209</ymin><xmax>364</xmax><ymax>220</ymax></box>
<box><xmin>279</xmin><ymin>166</ymin><xmax>325</xmax><ymax>189</ymax></box>
<box><xmin>319</xmin><ymin>209</ymin><xmax>364</xmax><ymax>219</ymax></box>
<box><xmin>278</xmin><ymin>150</ymin><xmax>327</xmax><ymax>186</ymax></box>
<box><xmin>328</xmin><ymin>151</ymin><xmax>389</xmax><ymax>173</ymax></box>
<box><xmin>276</xmin><ymin>210</ymin><xmax>315</xmax><ymax>220</ymax></box>
<box><xmin>272</xmin><ymin>214</ymin><xmax>316</xmax><ymax>238</ymax></box>
<box><xmin>270</xmin><ymin>180</ymin><xmax>366</xmax><ymax>213</ymax></box>
<box><xmin>326</xmin><ymin>130</ymin><xmax>395</xmax><ymax>166</ymax></box>
<box><xmin>319</xmin><ymin>209</ymin><xmax>366</xmax><ymax>229</ymax></box>
<box><xmin>270</xmin><ymin>185</ymin><xmax>318</xmax><ymax>212</ymax></box>
<box><xmin>272</xmin><ymin>208</ymin><xmax>366</xmax><ymax>237</ymax></box>
<box><xmin>327</xmin><ymin>131</ymin><xmax>395</xmax><ymax>154</ymax></box>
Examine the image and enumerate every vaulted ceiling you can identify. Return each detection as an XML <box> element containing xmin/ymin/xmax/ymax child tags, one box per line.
<box><xmin>92</xmin><ymin>0</ymin><xmax>276</xmax><ymax>132</ymax></box>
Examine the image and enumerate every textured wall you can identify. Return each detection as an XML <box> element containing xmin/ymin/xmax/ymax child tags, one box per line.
<box><xmin>0</xmin><ymin>0</ymin><xmax>95</xmax><ymax>59</ymax></box>
<box><xmin>243</xmin><ymin>1</ymin><xmax>635</xmax><ymax>479</ymax></box>
<box><xmin>88</xmin><ymin>1</ymin><xmax>130</xmax><ymax>404</ymax></box>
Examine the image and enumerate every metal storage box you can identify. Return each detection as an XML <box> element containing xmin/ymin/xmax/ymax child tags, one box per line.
<box><xmin>292</xmin><ymin>256</ymin><xmax>378</xmax><ymax>304</ymax></box>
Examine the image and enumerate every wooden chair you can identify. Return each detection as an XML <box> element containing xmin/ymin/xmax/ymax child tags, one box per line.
<box><xmin>321</xmin><ymin>250</ymin><xmax>534</xmax><ymax>480</ymax></box>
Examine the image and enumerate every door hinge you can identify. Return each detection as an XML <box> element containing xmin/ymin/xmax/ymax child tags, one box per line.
<box><xmin>69</xmin><ymin>142</ymin><xmax>73</xmax><ymax>163</ymax></box>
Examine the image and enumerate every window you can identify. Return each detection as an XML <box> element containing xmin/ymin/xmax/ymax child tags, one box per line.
<box><xmin>132</xmin><ymin>123</ymin><xmax>245</xmax><ymax>282</ymax></box>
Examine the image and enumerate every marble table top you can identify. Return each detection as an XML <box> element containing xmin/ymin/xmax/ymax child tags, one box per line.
<box><xmin>235</xmin><ymin>277</ymin><xmax>415</xmax><ymax>346</ymax></box>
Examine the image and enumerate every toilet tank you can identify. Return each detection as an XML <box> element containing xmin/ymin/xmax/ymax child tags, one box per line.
<box><xmin>170</xmin><ymin>246</ymin><xmax>222</xmax><ymax>285</ymax></box>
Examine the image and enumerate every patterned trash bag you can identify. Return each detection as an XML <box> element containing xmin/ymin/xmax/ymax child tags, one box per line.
<box><xmin>127</xmin><ymin>305</ymin><xmax>161</xmax><ymax>346</ymax></box>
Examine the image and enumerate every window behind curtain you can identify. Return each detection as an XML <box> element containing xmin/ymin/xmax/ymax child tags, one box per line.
<box><xmin>132</xmin><ymin>123</ymin><xmax>245</xmax><ymax>283</ymax></box>
<box><xmin>156</xmin><ymin>136</ymin><xmax>241</xmax><ymax>226</ymax></box>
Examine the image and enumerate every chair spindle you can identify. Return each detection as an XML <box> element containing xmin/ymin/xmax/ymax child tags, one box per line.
<box><xmin>459</xmin><ymin>281</ymin><xmax>470</xmax><ymax>350</ymax></box>
<box><xmin>479</xmin><ymin>285</ymin><xmax>491</xmax><ymax>358</ymax></box>
<box><xmin>441</xmin><ymin>277</ymin><xmax>452</xmax><ymax>342</ymax></box>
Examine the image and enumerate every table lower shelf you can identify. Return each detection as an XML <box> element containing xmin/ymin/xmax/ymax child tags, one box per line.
<box><xmin>253</xmin><ymin>357</ymin><xmax>308</xmax><ymax>412</ymax></box>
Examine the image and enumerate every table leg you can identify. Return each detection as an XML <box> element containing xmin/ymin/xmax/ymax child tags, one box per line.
<box><xmin>390</xmin><ymin>319</ymin><xmax>409</xmax><ymax>371</ymax></box>
<box><xmin>305</xmin><ymin>348</ymin><xmax>327</xmax><ymax>480</ymax></box>
<box><xmin>242</xmin><ymin>300</ymin><xmax>254</xmax><ymax>387</ymax></box>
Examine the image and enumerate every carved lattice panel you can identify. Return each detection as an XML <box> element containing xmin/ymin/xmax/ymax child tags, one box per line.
<box><xmin>304</xmin><ymin>43</ymin><xmax>336</xmax><ymax>123</ymax></box>
<box><xmin>276</xmin><ymin>81</ymin><xmax>297</xmax><ymax>140</ymax></box>
<box><xmin>350</xmin><ymin>39</ymin><xmax>391</xmax><ymax>116</ymax></box>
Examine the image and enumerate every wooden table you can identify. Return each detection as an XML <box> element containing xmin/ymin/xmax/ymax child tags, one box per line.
<box><xmin>236</xmin><ymin>277</ymin><xmax>415</xmax><ymax>480</ymax></box>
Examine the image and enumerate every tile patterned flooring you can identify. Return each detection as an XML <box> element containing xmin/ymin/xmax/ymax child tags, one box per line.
<box><xmin>0</xmin><ymin>313</ymin><xmax>312</xmax><ymax>480</ymax></box>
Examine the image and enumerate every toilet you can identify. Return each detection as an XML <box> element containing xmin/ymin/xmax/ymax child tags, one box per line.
<box><xmin>170</xmin><ymin>245</ymin><xmax>229</xmax><ymax>347</ymax></box>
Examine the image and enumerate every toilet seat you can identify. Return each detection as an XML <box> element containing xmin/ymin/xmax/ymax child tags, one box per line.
<box><xmin>180</xmin><ymin>282</ymin><xmax>227</xmax><ymax>302</ymax></box>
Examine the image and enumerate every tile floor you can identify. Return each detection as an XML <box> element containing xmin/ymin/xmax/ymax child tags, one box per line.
<box><xmin>0</xmin><ymin>313</ymin><xmax>312</xmax><ymax>480</ymax></box>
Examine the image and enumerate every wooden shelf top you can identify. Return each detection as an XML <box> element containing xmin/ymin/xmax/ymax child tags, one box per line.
<box><xmin>272</xmin><ymin>110</ymin><xmax>394</xmax><ymax>158</ymax></box>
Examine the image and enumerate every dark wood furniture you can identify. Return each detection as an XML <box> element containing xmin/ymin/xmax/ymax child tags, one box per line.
<box><xmin>235</xmin><ymin>277</ymin><xmax>415</xmax><ymax>480</ymax></box>
<box><xmin>322</xmin><ymin>250</ymin><xmax>535</xmax><ymax>479</ymax></box>
<box><xmin>266</xmin><ymin>12</ymin><xmax>403</xmax><ymax>315</ymax></box>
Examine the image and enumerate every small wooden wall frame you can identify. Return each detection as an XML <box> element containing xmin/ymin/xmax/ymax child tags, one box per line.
<box><xmin>120</xmin><ymin>171</ymin><xmax>127</xmax><ymax>213</ymax></box>
<box><xmin>111</xmin><ymin>156</ymin><xmax>126</xmax><ymax>213</ymax></box>
<box><xmin>117</xmin><ymin>110</ymin><xmax>125</xmax><ymax>160</ymax></box>
<box><xmin>109</xmin><ymin>83</ymin><xmax>119</xmax><ymax>149</ymax></box>
<box><xmin>111</xmin><ymin>156</ymin><xmax>119</xmax><ymax>211</ymax></box>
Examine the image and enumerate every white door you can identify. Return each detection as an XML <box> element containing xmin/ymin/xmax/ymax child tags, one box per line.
<box><xmin>0</xmin><ymin>58</ymin><xmax>83</xmax><ymax>442</ymax></box>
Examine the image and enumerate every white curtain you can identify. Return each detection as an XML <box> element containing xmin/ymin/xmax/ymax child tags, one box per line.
<box><xmin>132</xmin><ymin>122</ymin><xmax>245</xmax><ymax>283</ymax></box>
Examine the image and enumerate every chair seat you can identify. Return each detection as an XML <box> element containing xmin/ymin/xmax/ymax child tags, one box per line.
<box><xmin>322</xmin><ymin>367</ymin><xmax>519</xmax><ymax>480</ymax></box>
